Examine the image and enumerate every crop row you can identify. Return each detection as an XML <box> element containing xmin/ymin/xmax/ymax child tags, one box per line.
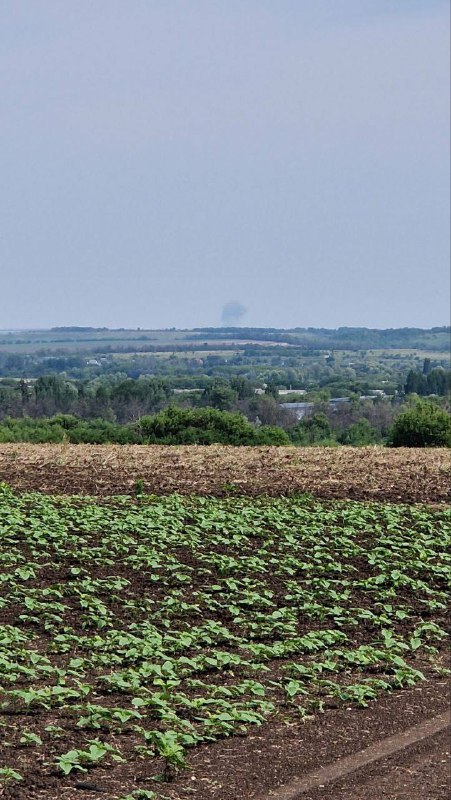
<box><xmin>0</xmin><ymin>484</ymin><xmax>449</xmax><ymax>798</ymax></box>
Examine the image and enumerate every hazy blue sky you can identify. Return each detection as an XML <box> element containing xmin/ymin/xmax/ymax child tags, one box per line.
<box><xmin>1</xmin><ymin>1</ymin><xmax>449</xmax><ymax>329</ymax></box>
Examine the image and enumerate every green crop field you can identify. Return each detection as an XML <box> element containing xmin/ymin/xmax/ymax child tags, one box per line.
<box><xmin>0</xmin><ymin>484</ymin><xmax>449</xmax><ymax>798</ymax></box>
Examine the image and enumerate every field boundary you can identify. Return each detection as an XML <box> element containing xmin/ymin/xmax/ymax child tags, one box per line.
<box><xmin>259</xmin><ymin>710</ymin><xmax>451</xmax><ymax>799</ymax></box>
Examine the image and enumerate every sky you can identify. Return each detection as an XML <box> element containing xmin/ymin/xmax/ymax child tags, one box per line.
<box><xmin>0</xmin><ymin>0</ymin><xmax>449</xmax><ymax>330</ymax></box>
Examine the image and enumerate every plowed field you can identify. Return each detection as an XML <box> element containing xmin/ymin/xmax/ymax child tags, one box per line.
<box><xmin>0</xmin><ymin>444</ymin><xmax>450</xmax><ymax>502</ymax></box>
<box><xmin>0</xmin><ymin>445</ymin><xmax>449</xmax><ymax>800</ymax></box>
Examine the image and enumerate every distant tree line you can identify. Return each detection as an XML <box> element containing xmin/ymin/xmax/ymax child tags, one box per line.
<box><xmin>195</xmin><ymin>326</ymin><xmax>451</xmax><ymax>352</ymax></box>
<box><xmin>0</xmin><ymin>408</ymin><xmax>289</xmax><ymax>446</ymax></box>
<box><xmin>404</xmin><ymin>365</ymin><xmax>450</xmax><ymax>397</ymax></box>
<box><xmin>0</xmin><ymin>400</ymin><xmax>448</xmax><ymax>447</ymax></box>
<box><xmin>0</xmin><ymin>367</ymin><xmax>449</xmax><ymax>448</ymax></box>
<box><xmin>0</xmin><ymin>375</ymin><xmax>172</xmax><ymax>423</ymax></box>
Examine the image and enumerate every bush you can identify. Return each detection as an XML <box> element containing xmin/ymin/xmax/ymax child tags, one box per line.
<box><xmin>289</xmin><ymin>413</ymin><xmax>332</xmax><ymax>445</ymax></box>
<box><xmin>136</xmin><ymin>406</ymin><xmax>289</xmax><ymax>446</ymax></box>
<box><xmin>389</xmin><ymin>402</ymin><xmax>451</xmax><ymax>447</ymax></box>
<box><xmin>254</xmin><ymin>425</ymin><xmax>290</xmax><ymax>445</ymax></box>
<box><xmin>0</xmin><ymin>416</ymin><xmax>137</xmax><ymax>445</ymax></box>
<box><xmin>338</xmin><ymin>419</ymin><xmax>378</xmax><ymax>446</ymax></box>
<box><xmin>0</xmin><ymin>409</ymin><xmax>290</xmax><ymax>447</ymax></box>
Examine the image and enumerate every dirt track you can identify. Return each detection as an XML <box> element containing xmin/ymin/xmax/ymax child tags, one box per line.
<box><xmin>304</xmin><ymin>728</ymin><xmax>450</xmax><ymax>800</ymax></box>
<box><xmin>0</xmin><ymin>444</ymin><xmax>450</xmax><ymax>502</ymax></box>
<box><xmin>261</xmin><ymin>711</ymin><xmax>450</xmax><ymax>799</ymax></box>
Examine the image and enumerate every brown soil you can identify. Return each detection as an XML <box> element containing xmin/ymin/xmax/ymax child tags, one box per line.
<box><xmin>0</xmin><ymin>444</ymin><xmax>450</xmax><ymax>502</ymax></box>
<box><xmin>304</xmin><ymin>728</ymin><xmax>451</xmax><ymax>800</ymax></box>
<box><xmin>6</xmin><ymin>678</ymin><xmax>448</xmax><ymax>800</ymax></box>
<box><xmin>259</xmin><ymin>711</ymin><xmax>450</xmax><ymax>799</ymax></box>
<box><xmin>1</xmin><ymin>444</ymin><xmax>450</xmax><ymax>800</ymax></box>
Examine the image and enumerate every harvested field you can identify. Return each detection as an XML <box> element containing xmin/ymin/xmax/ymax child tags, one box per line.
<box><xmin>0</xmin><ymin>444</ymin><xmax>450</xmax><ymax>502</ymax></box>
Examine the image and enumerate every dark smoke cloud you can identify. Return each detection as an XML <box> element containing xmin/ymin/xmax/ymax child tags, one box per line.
<box><xmin>221</xmin><ymin>302</ymin><xmax>248</xmax><ymax>326</ymax></box>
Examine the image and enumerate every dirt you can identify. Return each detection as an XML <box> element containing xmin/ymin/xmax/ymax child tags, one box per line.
<box><xmin>1</xmin><ymin>444</ymin><xmax>450</xmax><ymax>799</ymax></box>
<box><xmin>0</xmin><ymin>444</ymin><xmax>450</xmax><ymax>502</ymax></box>
<box><xmin>305</xmin><ymin>729</ymin><xmax>450</xmax><ymax>800</ymax></box>
<box><xmin>158</xmin><ymin>679</ymin><xmax>451</xmax><ymax>800</ymax></box>
<box><xmin>259</xmin><ymin>711</ymin><xmax>450</xmax><ymax>799</ymax></box>
<box><xmin>7</xmin><ymin>679</ymin><xmax>448</xmax><ymax>800</ymax></box>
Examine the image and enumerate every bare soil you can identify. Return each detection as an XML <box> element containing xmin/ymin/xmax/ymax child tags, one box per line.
<box><xmin>303</xmin><ymin>728</ymin><xmax>451</xmax><ymax>800</ymax></box>
<box><xmin>0</xmin><ymin>444</ymin><xmax>450</xmax><ymax>502</ymax></box>
<box><xmin>259</xmin><ymin>710</ymin><xmax>450</xmax><ymax>799</ymax></box>
<box><xmin>1</xmin><ymin>444</ymin><xmax>450</xmax><ymax>799</ymax></box>
<box><xmin>5</xmin><ymin>677</ymin><xmax>448</xmax><ymax>800</ymax></box>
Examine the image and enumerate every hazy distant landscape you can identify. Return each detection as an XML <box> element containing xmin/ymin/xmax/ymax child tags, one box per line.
<box><xmin>0</xmin><ymin>325</ymin><xmax>449</xmax><ymax>447</ymax></box>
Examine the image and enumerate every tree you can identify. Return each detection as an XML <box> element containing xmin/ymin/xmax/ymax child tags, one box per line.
<box><xmin>230</xmin><ymin>376</ymin><xmax>255</xmax><ymax>400</ymax></box>
<box><xmin>201</xmin><ymin>380</ymin><xmax>238</xmax><ymax>411</ymax></box>
<box><xmin>34</xmin><ymin>375</ymin><xmax>77</xmax><ymax>415</ymax></box>
<box><xmin>136</xmin><ymin>406</ymin><xmax>289</xmax><ymax>445</ymax></box>
<box><xmin>404</xmin><ymin>367</ymin><xmax>450</xmax><ymax>398</ymax></box>
<box><xmin>290</xmin><ymin>413</ymin><xmax>332</xmax><ymax>445</ymax></box>
<box><xmin>404</xmin><ymin>370</ymin><xmax>426</xmax><ymax>396</ymax></box>
<box><xmin>426</xmin><ymin>368</ymin><xmax>450</xmax><ymax>397</ymax></box>
<box><xmin>264</xmin><ymin>380</ymin><xmax>279</xmax><ymax>400</ymax></box>
<box><xmin>389</xmin><ymin>402</ymin><xmax>451</xmax><ymax>447</ymax></box>
<box><xmin>338</xmin><ymin>419</ymin><xmax>377</xmax><ymax>445</ymax></box>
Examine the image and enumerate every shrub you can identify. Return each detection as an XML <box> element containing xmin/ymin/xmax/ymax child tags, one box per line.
<box><xmin>338</xmin><ymin>419</ymin><xmax>377</xmax><ymax>446</ymax></box>
<box><xmin>254</xmin><ymin>425</ymin><xmax>290</xmax><ymax>445</ymax></box>
<box><xmin>0</xmin><ymin>410</ymin><xmax>290</xmax><ymax>447</ymax></box>
<box><xmin>290</xmin><ymin>413</ymin><xmax>332</xmax><ymax>445</ymax></box>
<box><xmin>389</xmin><ymin>402</ymin><xmax>451</xmax><ymax>447</ymax></box>
<box><xmin>136</xmin><ymin>407</ymin><xmax>289</xmax><ymax>446</ymax></box>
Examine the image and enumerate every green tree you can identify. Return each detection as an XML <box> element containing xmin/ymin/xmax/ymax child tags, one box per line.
<box><xmin>389</xmin><ymin>402</ymin><xmax>451</xmax><ymax>447</ymax></box>
<box><xmin>338</xmin><ymin>419</ymin><xmax>377</xmax><ymax>445</ymax></box>
<box><xmin>230</xmin><ymin>376</ymin><xmax>255</xmax><ymax>400</ymax></box>
<box><xmin>136</xmin><ymin>406</ymin><xmax>288</xmax><ymax>446</ymax></box>
<box><xmin>290</xmin><ymin>413</ymin><xmax>332</xmax><ymax>445</ymax></box>
<box><xmin>404</xmin><ymin>370</ymin><xmax>426</xmax><ymax>395</ymax></box>
<box><xmin>201</xmin><ymin>380</ymin><xmax>238</xmax><ymax>411</ymax></box>
<box><xmin>264</xmin><ymin>378</ymin><xmax>279</xmax><ymax>399</ymax></box>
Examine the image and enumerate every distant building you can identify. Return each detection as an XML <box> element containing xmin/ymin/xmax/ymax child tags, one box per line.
<box><xmin>281</xmin><ymin>397</ymin><xmax>351</xmax><ymax>420</ymax></box>
<box><xmin>280</xmin><ymin>402</ymin><xmax>314</xmax><ymax>419</ymax></box>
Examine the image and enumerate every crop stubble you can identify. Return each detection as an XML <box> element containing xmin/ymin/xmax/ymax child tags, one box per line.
<box><xmin>0</xmin><ymin>444</ymin><xmax>449</xmax><ymax>502</ymax></box>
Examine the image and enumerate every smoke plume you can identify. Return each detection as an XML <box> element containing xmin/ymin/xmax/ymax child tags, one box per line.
<box><xmin>221</xmin><ymin>302</ymin><xmax>248</xmax><ymax>327</ymax></box>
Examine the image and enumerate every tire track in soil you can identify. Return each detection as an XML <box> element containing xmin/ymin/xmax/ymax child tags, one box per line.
<box><xmin>259</xmin><ymin>711</ymin><xmax>450</xmax><ymax>799</ymax></box>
